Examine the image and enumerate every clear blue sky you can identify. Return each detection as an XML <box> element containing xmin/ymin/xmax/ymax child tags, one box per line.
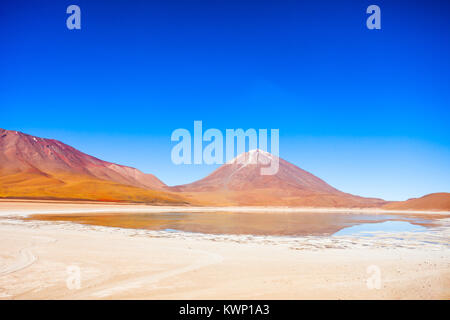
<box><xmin>1</xmin><ymin>0</ymin><xmax>449</xmax><ymax>200</ymax></box>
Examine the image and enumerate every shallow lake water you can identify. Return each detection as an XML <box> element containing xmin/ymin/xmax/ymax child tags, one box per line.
<box><xmin>26</xmin><ymin>211</ymin><xmax>446</xmax><ymax>237</ymax></box>
<box><xmin>333</xmin><ymin>220</ymin><xmax>427</xmax><ymax>236</ymax></box>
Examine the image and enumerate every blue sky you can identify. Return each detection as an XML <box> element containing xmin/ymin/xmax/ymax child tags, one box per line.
<box><xmin>1</xmin><ymin>0</ymin><xmax>449</xmax><ymax>200</ymax></box>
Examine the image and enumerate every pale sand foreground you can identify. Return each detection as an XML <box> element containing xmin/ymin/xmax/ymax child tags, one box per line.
<box><xmin>0</xmin><ymin>201</ymin><xmax>449</xmax><ymax>299</ymax></box>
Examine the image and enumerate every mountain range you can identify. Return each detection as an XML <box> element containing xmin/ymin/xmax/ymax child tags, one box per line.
<box><xmin>1</xmin><ymin>128</ymin><xmax>449</xmax><ymax>210</ymax></box>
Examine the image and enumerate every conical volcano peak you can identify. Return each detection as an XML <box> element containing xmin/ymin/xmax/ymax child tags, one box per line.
<box><xmin>228</xmin><ymin>149</ymin><xmax>277</xmax><ymax>166</ymax></box>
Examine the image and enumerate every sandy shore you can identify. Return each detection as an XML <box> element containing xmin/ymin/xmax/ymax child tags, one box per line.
<box><xmin>1</xmin><ymin>199</ymin><xmax>449</xmax><ymax>216</ymax></box>
<box><xmin>0</xmin><ymin>201</ymin><xmax>449</xmax><ymax>299</ymax></box>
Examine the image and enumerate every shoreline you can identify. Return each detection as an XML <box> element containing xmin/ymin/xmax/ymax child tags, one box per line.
<box><xmin>0</xmin><ymin>200</ymin><xmax>449</xmax><ymax>217</ymax></box>
<box><xmin>5</xmin><ymin>215</ymin><xmax>450</xmax><ymax>248</ymax></box>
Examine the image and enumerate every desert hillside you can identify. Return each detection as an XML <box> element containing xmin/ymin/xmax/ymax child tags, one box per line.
<box><xmin>0</xmin><ymin>129</ymin><xmax>186</xmax><ymax>204</ymax></box>
<box><xmin>383</xmin><ymin>193</ymin><xmax>450</xmax><ymax>211</ymax></box>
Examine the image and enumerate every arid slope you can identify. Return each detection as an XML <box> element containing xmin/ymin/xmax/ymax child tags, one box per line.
<box><xmin>0</xmin><ymin>129</ymin><xmax>185</xmax><ymax>204</ymax></box>
<box><xmin>383</xmin><ymin>193</ymin><xmax>450</xmax><ymax>211</ymax></box>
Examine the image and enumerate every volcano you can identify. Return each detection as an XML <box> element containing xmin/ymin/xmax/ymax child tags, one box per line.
<box><xmin>172</xmin><ymin>149</ymin><xmax>386</xmax><ymax>207</ymax></box>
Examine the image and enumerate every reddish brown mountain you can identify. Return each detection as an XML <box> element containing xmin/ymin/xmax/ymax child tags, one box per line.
<box><xmin>0</xmin><ymin>128</ymin><xmax>185</xmax><ymax>204</ymax></box>
<box><xmin>0</xmin><ymin>128</ymin><xmax>165</xmax><ymax>189</ymax></box>
<box><xmin>383</xmin><ymin>193</ymin><xmax>450</xmax><ymax>211</ymax></box>
<box><xmin>3</xmin><ymin>129</ymin><xmax>446</xmax><ymax>209</ymax></box>
<box><xmin>172</xmin><ymin>149</ymin><xmax>386</xmax><ymax>207</ymax></box>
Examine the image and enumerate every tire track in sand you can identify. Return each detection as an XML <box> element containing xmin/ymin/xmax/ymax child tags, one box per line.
<box><xmin>0</xmin><ymin>236</ymin><xmax>56</xmax><ymax>276</ymax></box>
<box><xmin>0</xmin><ymin>248</ymin><xmax>37</xmax><ymax>276</ymax></box>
